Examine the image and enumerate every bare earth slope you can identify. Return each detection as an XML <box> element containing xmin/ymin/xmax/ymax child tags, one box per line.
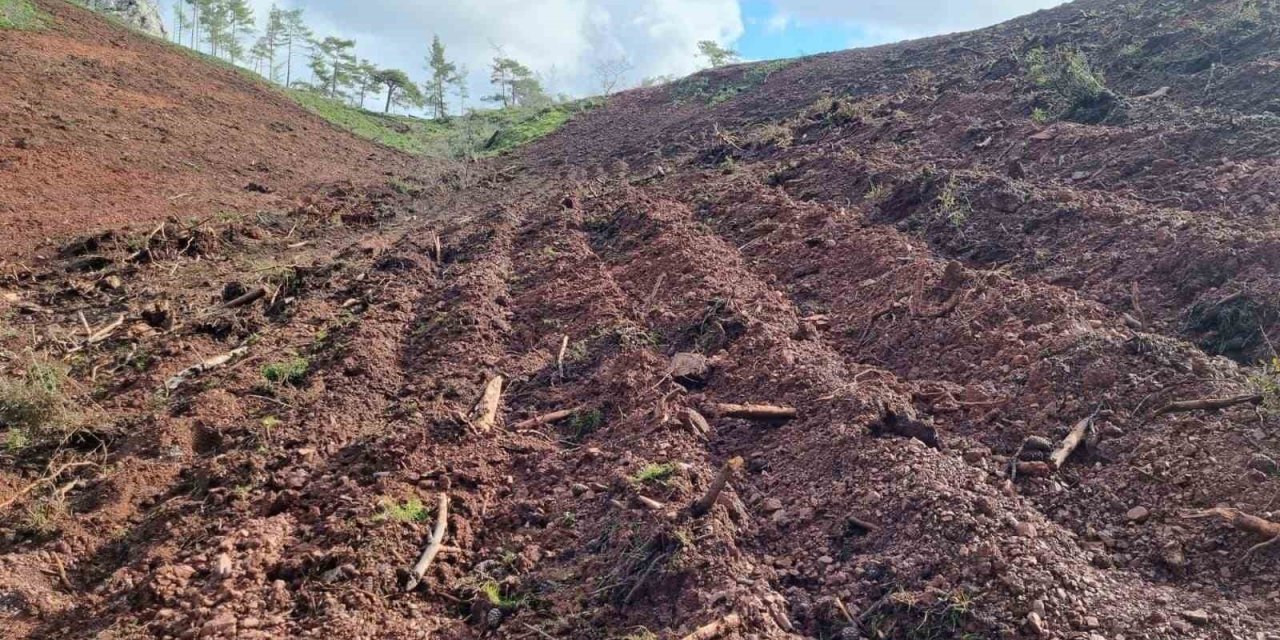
<box><xmin>4</xmin><ymin>1</ymin><xmax>1280</xmax><ymax>640</ymax></box>
<box><xmin>0</xmin><ymin>0</ymin><xmax>405</xmax><ymax>259</ymax></box>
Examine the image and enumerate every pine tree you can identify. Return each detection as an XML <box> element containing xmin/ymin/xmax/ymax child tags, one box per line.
<box><xmin>314</xmin><ymin>37</ymin><xmax>357</xmax><ymax>99</ymax></box>
<box><xmin>225</xmin><ymin>0</ymin><xmax>255</xmax><ymax>65</ymax></box>
<box><xmin>423</xmin><ymin>35</ymin><xmax>457</xmax><ymax>119</ymax></box>
<box><xmin>697</xmin><ymin>40</ymin><xmax>739</xmax><ymax>68</ymax></box>
<box><xmin>372</xmin><ymin>68</ymin><xmax>424</xmax><ymax>114</ymax></box>
<box><xmin>486</xmin><ymin>57</ymin><xmax>540</xmax><ymax>108</ymax></box>
<box><xmin>354</xmin><ymin>59</ymin><xmax>379</xmax><ymax>109</ymax></box>
<box><xmin>450</xmin><ymin>63</ymin><xmax>470</xmax><ymax>115</ymax></box>
<box><xmin>279</xmin><ymin>8</ymin><xmax>312</xmax><ymax>87</ymax></box>
<box><xmin>173</xmin><ymin>2</ymin><xmax>192</xmax><ymax>45</ymax></box>
<box><xmin>255</xmin><ymin>6</ymin><xmax>284</xmax><ymax>83</ymax></box>
<box><xmin>200</xmin><ymin>0</ymin><xmax>232</xmax><ymax>58</ymax></box>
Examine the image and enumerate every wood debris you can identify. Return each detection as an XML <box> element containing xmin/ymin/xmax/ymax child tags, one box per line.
<box><xmin>691</xmin><ymin>457</ymin><xmax>744</xmax><ymax>517</ymax></box>
<box><xmin>469</xmin><ymin>375</ymin><xmax>504</xmax><ymax>432</ymax></box>
<box><xmin>708</xmin><ymin>403</ymin><xmax>797</xmax><ymax>422</ymax></box>
<box><xmin>1185</xmin><ymin>507</ymin><xmax>1280</xmax><ymax>559</ymax></box>
<box><xmin>1154</xmin><ymin>393</ymin><xmax>1263</xmax><ymax>417</ymax></box>
<box><xmin>680</xmin><ymin>613</ymin><xmax>742</xmax><ymax>640</ymax></box>
<box><xmin>404</xmin><ymin>493</ymin><xmax>450</xmax><ymax>591</ymax></box>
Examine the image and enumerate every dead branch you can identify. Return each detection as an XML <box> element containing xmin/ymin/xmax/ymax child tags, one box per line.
<box><xmin>512</xmin><ymin>406</ymin><xmax>582</xmax><ymax>430</ymax></box>
<box><xmin>86</xmin><ymin>314</ymin><xmax>125</xmax><ymax>344</ymax></box>
<box><xmin>680</xmin><ymin>613</ymin><xmax>742</xmax><ymax>640</ymax></box>
<box><xmin>682</xmin><ymin>408</ymin><xmax>711</xmax><ymax>437</ymax></box>
<box><xmin>1185</xmin><ymin>507</ymin><xmax>1280</xmax><ymax>559</ymax></box>
<box><xmin>556</xmin><ymin>335</ymin><xmax>569</xmax><ymax>380</ymax></box>
<box><xmin>0</xmin><ymin>461</ymin><xmax>95</xmax><ymax>512</ymax></box>
<box><xmin>691</xmin><ymin>457</ymin><xmax>744</xmax><ymax>517</ymax></box>
<box><xmin>709</xmin><ymin>403</ymin><xmax>796</xmax><ymax>422</ymax></box>
<box><xmin>1048</xmin><ymin>416</ymin><xmax>1092</xmax><ymax>470</ymax></box>
<box><xmin>635</xmin><ymin>495</ymin><xmax>665</xmax><ymax>511</ymax></box>
<box><xmin>404</xmin><ymin>493</ymin><xmax>450</xmax><ymax>592</ymax></box>
<box><xmin>222</xmin><ymin>287</ymin><xmax>267</xmax><ymax>310</ymax></box>
<box><xmin>469</xmin><ymin>376</ymin><xmax>505</xmax><ymax>432</ymax></box>
<box><xmin>1154</xmin><ymin>393</ymin><xmax>1263</xmax><ymax>417</ymax></box>
<box><xmin>164</xmin><ymin>346</ymin><xmax>249</xmax><ymax>391</ymax></box>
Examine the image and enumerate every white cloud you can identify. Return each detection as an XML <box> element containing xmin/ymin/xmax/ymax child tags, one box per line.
<box><xmin>161</xmin><ymin>0</ymin><xmax>741</xmax><ymax>107</ymax></box>
<box><xmin>764</xmin><ymin>0</ymin><xmax>1065</xmax><ymax>37</ymax></box>
<box><xmin>765</xmin><ymin>11</ymin><xmax>790</xmax><ymax>34</ymax></box>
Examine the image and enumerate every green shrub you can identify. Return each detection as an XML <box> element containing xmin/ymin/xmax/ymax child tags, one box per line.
<box><xmin>0</xmin><ymin>0</ymin><xmax>47</xmax><ymax>30</ymax></box>
<box><xmin>1023</xmin><ymin>46</ymin><xmax>1117</xmax><ymax>124</ymax></box>
<box><xmin>261</xmin><ymin>357</ymin><xmax>309</xmax><ymax>386</ymax></box>
<box><xmin>631</xmin><ymin>462</ymin><xmax>677</xmax><ymax>485</ymax></box>
<box><xmin>0</xmin><ymin>361</ymin><xmax>81</xmax><ymax>447</ymax></box>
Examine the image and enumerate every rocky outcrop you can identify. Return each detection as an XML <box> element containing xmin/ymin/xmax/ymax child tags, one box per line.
<box><xmin>99</xmin><ymin>0</ymin><xmax>167</xmax><ymax>39</ymax></box>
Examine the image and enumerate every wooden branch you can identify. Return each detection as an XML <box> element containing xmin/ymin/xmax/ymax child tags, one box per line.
<box><xmin>556</xmin><ymin>335</ymin><xmax>569</xmax><ymax>379</ymax></box>
<box><xmin>222</xmin><ymin>287</ymin><xmax>267</xmax><ymax>310</ymax></box>
<box><xmin>710</xmin><ymin>403</ymin><xmax>796</xmax><ymax>422</ymax></box>
<box><xmin>86</xmin><ymin>314</ymin><xmax>125</xmax><ymax>344</ymax></box>
<box><xmin>164</xmin><ymin>346</ymin><xmax>249</xmax><ymax>391</ymax></box>
<box><xmin>1048</xmin><ymin>416</ymin><xmax>1092</xmax><ymax>470</ymax></box>
<box><xmin>0</xmin><ymin>461</ymin><xmax>94</xmax><ymax>512</ymax></box>
<box><xmin>404</xmin><ymin>493</ymin><xmax>450</xmax><ymax>592</ymax></box>
<box><xmin>635</xmin><ymin>495</ymin><xmax>665</xmax><ymax>511</ymax></box>
<box><xmin>691</xmin><ymin>457</ymin><xmax>744</xmax><ymax>517</ymax></box>
<box><xmin>512</xmin><ymin>406</ymin><xmax>582</xmax><ymax>430</ymax></box>
<box><xmin>1154</xmin><ymin>394</ymin><xmax>1263</xmax><ymax>417</ymax></box>
<box><xmin>682</xmin><ymin>408</ymin><xmax>711</xmax><ymax>437</ymax></box>
<box><xmin>680</xmin><ymin>613</ymin><xmax>742</xmax><ymax>640</ymax></box>
<box><xmin>1185</xmin><ymin>507</ymin><xmax>1280</xmax><ymax>559</ymax></box>
<box><xmin>470</xmin><ymin>376</ymin><xmax>504</xmax><ymax>432</ymax></box>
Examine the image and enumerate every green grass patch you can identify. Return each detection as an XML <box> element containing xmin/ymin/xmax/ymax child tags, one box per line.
<box><xmin>288</xmin><ymin>90</ymin><xmax>591</xmax><ymax>158</ymax></box>
<box><xmin>631</xmin><ymin>462</ymin><xmax>677</xmax><ymax>485</ymax></box>
<box><xmin>1</xmin><ymin>360</ymin><xmax>82</xmax><ymax>449</ymax></box>
<box><xmin>374</xmin><ymin>497</ymin><xmax>430</xmax><ymax>523</ymax></box>
<box><xmin>673</xmin><ymin>59</ymin><xmax>793</xmax><ymax>105</ymax></box>
<box><xmin>260</xmin><ymin>357</ymin><xmax>309</xmax><ymax>386</ymax></box>
<box><xmin>0</xmin><ymin>0</ymin><xmax>47</xmax><ymax>29</ymax></box>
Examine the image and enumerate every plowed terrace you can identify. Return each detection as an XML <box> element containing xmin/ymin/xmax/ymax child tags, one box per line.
<box><xmin>4</xmin><ymin>1</ymin><xmax>1280</xmax><ymax>639</ymax></box>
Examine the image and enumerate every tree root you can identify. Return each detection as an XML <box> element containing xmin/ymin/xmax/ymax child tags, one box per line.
<box><xmin>1154</xmin><ymin>394</ymin><xmax>1262</xmax><ymax>417</ymax></box>
<box><xmin>708</xmin><ymin>403</ymin><xmax>796</xmax><ymax>422</ymax></box>
<box><xmin>404</xmin><ymin>493</ymin><xmax>450</xmax><ymax>591</ymax></box>
<box><xmin>691</xmin><ymin>457</ymin><xmax>744</xmax><ymax>517</ymax></box>
<box><xmin>512</xmin><ymin>406</ymin><xmax>582</xmax><ymax>430</ymax></box>
<box><xmin>1185</xmin><ymin>507</ymin><xmax>1280</xmax><ymax>560</ymax></box>
<box><xmin>680</xmin><ymin>613</ymin><xmax>742</xmax><ymax>640</ymax></box>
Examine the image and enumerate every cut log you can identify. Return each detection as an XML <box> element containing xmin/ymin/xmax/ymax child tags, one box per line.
<box><xmin>1185</xmin><ymin>507</ymin><xmax>1280</xmax><ymax>559</ymax></box>
<box><xmin>1154</xmin><ymin>394</ymin><xmax>1263</xmax><ymax>417</ymax></box>
<box><xmin>635</xmin><ymin>495</ymin><xmax>665</xmax><ymax>511</ymax></box>
<box><xmin>512</xmin><ymin>406</ymin><xmax>582</xmax><ymax>430</ymax></box>
<box><xmin>710</xmin><ymin>403</ymin><xmax>796</xmax><ymax>422</ymax></box>
<box><xmin>470</xmin><ymin>376</ymin><xmax>504</xmax><ymax>432</ymax></box>
<box><xmin>404</xmin><ymin>493</ymin><xmax>450</xmax><ymax>591</ymax></box>
<box><xmin>691</xmin><ymin>457</ymin><xmax>744</xmax><ymax>517</ymax></box>
<box><xmin>222</xmin><ymin>286</ymin><xmax>267</xmax><ymax>309</ymax></box>
<box><xmin>1048</xmin><ymin>416</ymin><xmax>1092</xmax><ymax>470</ymax></box>
<box><xmin>680</xmin><ymin>613</ymin><xmax>742</xmax><ymax>640</ymax></box>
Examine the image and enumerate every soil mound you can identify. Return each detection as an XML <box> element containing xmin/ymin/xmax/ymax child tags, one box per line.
<box><xmin>4</xmin><ymin>0</ymin><xmax>1280</xmax><ymax>639</ymax></box>
<box><xmin>0</xmin><ymin>0</ymin><xmax>405</xmax><ymax>259</ymax></box>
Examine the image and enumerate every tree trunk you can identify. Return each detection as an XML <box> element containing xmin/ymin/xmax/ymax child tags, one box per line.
<box><xmin>384</xmin><ymin>87</ymin><xmax>395</xmax><ymax>113</ymax></box>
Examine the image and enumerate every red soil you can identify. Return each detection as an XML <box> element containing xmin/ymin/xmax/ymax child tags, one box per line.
<box><xmin>0</xmin><ymin>0</ymin><xmax>405</xmax><ymax>259</ymax></box>
<box><xmin>4</xmin><ymin>1</ymin><xmax>1280</xmax><ymax>639</ymax></box>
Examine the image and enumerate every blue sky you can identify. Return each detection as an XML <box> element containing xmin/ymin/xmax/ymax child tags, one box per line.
<box><xmin>153</xmin><ymin>0</ymin><xmax>1063</xmax><ymax>111</ymax></box>
<box><xmin>737</xmin><ymin>0</ymin><xmax>894</xmax><ymax>60</ymax></box>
